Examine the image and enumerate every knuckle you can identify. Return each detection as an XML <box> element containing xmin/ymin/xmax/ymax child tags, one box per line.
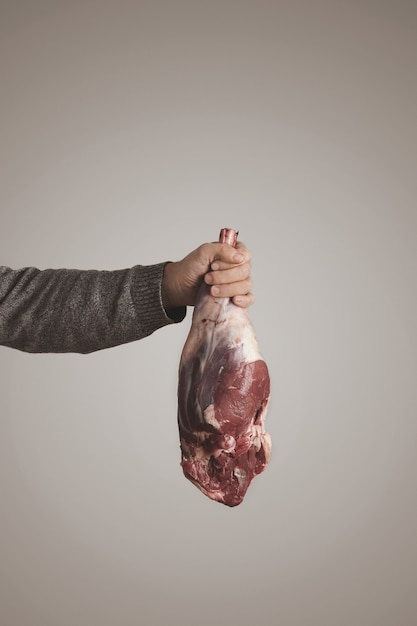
<box><xmin>241</xmin><ymin>263</ymin><xmax>250</xmax><ymax>278</ymax></box>
<box><xmin>216</xmin><ymin>270</ymin><xmax>227</xmax><ymax>284</ymax></box>
<box><xmin>221</xmin><ymin>242</ymin><xmax>232</xmax><ymax>256</ymax></box>
<box><xmin>199</xmin><ymin>243</ymin><xmax>209</xmax><ymax>254</ymax></box>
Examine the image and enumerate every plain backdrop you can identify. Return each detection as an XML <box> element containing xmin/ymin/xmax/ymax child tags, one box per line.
<box><xmin>1</xmin><ymin>1</ymin><xmax>417</xmax><ymax>625</ymax></box>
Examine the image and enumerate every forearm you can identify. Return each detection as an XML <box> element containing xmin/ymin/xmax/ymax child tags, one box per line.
<box><xmin>0</xmin><ymin>264</ymin><xmax>186</xmax><ymax>354</ymax></box>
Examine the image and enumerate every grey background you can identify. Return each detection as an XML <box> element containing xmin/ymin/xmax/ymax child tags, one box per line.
<box><xmin>1</xmin><ymin>1</ymin><xmax>417</xmax><ymax>625</ymax></box>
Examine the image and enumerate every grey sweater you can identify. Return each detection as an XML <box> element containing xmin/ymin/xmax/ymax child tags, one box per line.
<box><xmin>0</xmin><ymin>264</ymin><xmax>186</xmax><ymax>354</ymax></box>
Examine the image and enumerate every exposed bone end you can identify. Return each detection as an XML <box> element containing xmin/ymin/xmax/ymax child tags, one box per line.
<box><xmin>219</xmin><ymin>228</ymin><xmax>238</xmax><ymax>247</ymax></box>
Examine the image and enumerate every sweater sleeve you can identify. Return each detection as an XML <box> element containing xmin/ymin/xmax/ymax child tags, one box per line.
<box><xmin>0</xmin><ymin>263</ymin><xmax>186</xmax><ymax>354</ymax></box>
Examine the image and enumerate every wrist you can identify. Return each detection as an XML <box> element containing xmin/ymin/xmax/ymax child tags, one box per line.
<box><xmin>161</xmin><ymin>262</ymin><xmax>180</xmax><ymax>310</ymax></box>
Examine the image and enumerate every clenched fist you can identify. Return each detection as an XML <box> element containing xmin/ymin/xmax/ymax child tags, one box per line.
<box><xmin>161</xmin><ymin>241</ymin><xmax>254</xmax><ymax>310</ymax></box>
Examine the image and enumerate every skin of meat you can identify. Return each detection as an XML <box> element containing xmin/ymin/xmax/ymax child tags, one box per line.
<box><xmin>177</xmin><ymin>282</ymin><xmax>271</xmax><ymax>507</ymax></box>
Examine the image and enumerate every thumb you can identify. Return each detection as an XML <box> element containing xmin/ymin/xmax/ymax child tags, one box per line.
<box><xmin>202</xmin><ymin>242</ymin><xmax>247</xmax><ymax>266</ymax></box>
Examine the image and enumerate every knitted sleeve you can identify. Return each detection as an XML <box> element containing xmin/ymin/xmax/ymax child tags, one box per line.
<box><xmin>0</xmin><ymin>264</ymin><xmax>186</xmax><ymax>354</ymax></box>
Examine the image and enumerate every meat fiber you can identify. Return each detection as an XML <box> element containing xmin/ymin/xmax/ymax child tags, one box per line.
<box><xmin>177</xmin><ymin>228</ymin><xmax>271</xmax><ymax>507</ymax></box>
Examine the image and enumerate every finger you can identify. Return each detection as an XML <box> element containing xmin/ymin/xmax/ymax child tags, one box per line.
<box><xmin>205</xmin><ymin>262</ymin><xmax>250</xmax><ymax>286</ymax></box>
<box><xmin>210</xmin><ymin>258</ymin><xmax>252</xmax><ymax>272</ymax></box>
<box><xmin>232</xmin><ymin>293</ymin><xmax>255</xmax><ymax>308</ymax></box>
<box><xmin>209</xmin><ymin>277</ymin><xmax>253</xmax><ymax>299</ymax></box>
<box><xmin>210</xmin><ymin>241</ymin><xmax>251</xmax><ymax>266</ymax></box>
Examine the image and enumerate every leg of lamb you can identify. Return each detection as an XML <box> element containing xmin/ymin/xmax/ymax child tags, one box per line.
<box><xmin>177</xmin><ymin>228</ymin><xmax>271</xmax><ymax>507</ymax></box>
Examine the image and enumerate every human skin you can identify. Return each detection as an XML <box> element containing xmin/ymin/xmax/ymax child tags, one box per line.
<box><xmin>161</xmin><ymin>241</ymin><xmax>253</xmax><ymax>311</ymax></box>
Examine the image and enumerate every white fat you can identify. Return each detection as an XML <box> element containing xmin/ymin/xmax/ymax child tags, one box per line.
<box><xmin>262</xmin><ymin>432</ymin><xmax>272</xmax><ymax>462</ymax></box>
<box><xmin>233</xmin><ymin>468</ymin><xmax>247</xmax><ymax>486</ymax></box>
<box><xmin>179</xmin><ymin>292</ymin><xmax>267</xmax><ymax>375</ymax></box>
<box><xmin>194</xmin><ymin>446</ymin><xmax>208</xmax><ymax>460</ymax></box>
<box><xmin>203</xmin><ymin>404</ymin><xmax>220</xmax><ymax>429</ymax></box>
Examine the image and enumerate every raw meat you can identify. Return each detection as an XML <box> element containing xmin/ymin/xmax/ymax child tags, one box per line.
<box><xmin>177</xmin><ymin>228</ymin><xmax>271</xmax><ymax>506</ymax></box>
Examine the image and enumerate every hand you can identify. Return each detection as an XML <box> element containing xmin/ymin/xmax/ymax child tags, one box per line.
<box><xmin>162</xmin><ymin>241</ymin><xmax>254</xmax><ymax>310</ymax></box>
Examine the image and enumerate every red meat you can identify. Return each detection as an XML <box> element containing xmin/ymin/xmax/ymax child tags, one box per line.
<box><xmin>177</xmin><ymin>228</ymin><xmax>271</xmax><ymax>506</ymax></box>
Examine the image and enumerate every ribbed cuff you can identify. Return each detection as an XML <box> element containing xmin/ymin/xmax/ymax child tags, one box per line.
<box><xmin>130</xmin><ymin>263</ymin><xmax>186</xmax><ymax>335</ymax></box>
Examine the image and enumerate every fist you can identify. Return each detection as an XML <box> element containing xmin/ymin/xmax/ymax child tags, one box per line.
<box><xmin>162</xmin><ymin>241</ymin><xmax>254</xmax><ymax>310</ymax></box>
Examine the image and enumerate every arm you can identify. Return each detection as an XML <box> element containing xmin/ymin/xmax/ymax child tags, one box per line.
<box><xmin>0</xmin><ymin>241</ymin><xmax>253</xmax><ymax>354</ymax></box>
<box><xmin>0</xmin><ymin>263</ymin><xmax>185</xmax><ymax>354</ymax></box>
